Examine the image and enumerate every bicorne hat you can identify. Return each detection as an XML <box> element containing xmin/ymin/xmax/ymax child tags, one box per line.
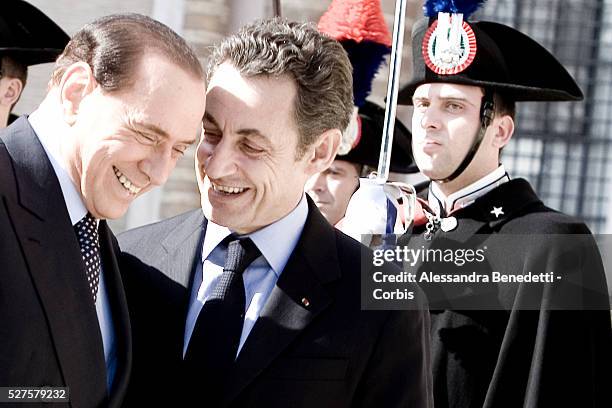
<box><xmin>0</xmin><ymin>0</ymin><xmax>69</xmax><ymax>66</ymax></box>
<box><xmin>398</xmin><ymin>0</ymin><xmax>583</xmax><ymax>104</ymax></box>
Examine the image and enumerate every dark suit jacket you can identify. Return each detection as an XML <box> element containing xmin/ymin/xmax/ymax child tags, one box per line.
<box><xmin>119</xmin><ymin>201</ymin><xmax>433</xmax><ymax>407</ymax></box>
<box><xmin>0</xmin><ymin>117</ymin><xmax>131</xmax><ymax>408</ymax></box>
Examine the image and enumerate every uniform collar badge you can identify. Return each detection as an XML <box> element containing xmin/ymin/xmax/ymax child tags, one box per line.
<box><xmin>490</xmin><ymin>206</ymin><xmax>504</xmax><ymax>218</ymax></box>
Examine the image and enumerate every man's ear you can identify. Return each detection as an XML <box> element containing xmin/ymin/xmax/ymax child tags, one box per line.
<box><xmin>491</xmin><ymin>114</ymin><xmax>514</xmax><ymax>149</ymax></box>
<box><xmin>0</xmin><ymin>78</ymin><xmax>23</xmax><ymax>107</ymax></box>
<box><xmin>58</xmin><ymin>62</ymin><xmax>97</xmax><ymax>126</ymax></box>
<box><xmin>304</xmin><ymin>128</ymin><xmax>341</xmax><ymax>176</ymax></box>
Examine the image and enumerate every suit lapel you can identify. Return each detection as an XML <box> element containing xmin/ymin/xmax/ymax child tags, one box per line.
<box><xmin>99</xmin><ymin>222</ymin><xmax>132</xmax><ymax>407</ymax></box>
<box><xmin>223</xmin><ymin>199</ymin><xmax>341</xmax><ymax>404</ymax></box>
<box><xmin>2</xmin><ymin>118</ymin><xmax>108</xmax><ymax>403</ymax></box>
<box><xmin>160</xmin><ymin>210</ymin><xmax>207</xmax><ymax>326</ymax></box>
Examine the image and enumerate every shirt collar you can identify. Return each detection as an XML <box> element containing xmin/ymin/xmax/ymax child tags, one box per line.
<box><xmin>429</xmin><ymin>165</ymin><xmax>510</xmax><ymax>215</ymax></box>
<box><xmin>202</xmin><ymin>194</ymin><xmax>308</xmax><ymax>277</ymax></box>
<box><xmin>28</xmin><ymin>106</ymin><xmax>88</xmax><ymax>226</ymax></box>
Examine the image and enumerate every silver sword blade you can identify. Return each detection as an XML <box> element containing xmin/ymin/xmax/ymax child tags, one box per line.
<box><xmin>376</xmin><ymin>0</ymin><xmax>407</xmax><ymax>183</ymax></box>
<box><xmin>272</xmin><ymin>0</ymin><xmax>281</xmax><ymax>17</ymax></box>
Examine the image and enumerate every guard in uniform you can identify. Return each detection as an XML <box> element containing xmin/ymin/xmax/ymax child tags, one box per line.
<box><xmin>397</xmin><ymin>1</ymin><xmax>612</xmax><ymax>407</ymax></box>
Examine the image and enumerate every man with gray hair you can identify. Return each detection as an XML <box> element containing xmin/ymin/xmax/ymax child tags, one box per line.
<box><xmin>120</xmin><ymin>17</ymin><xmax>431</xmax><ymax>407</ymax></box>
<box><xmin>0</xmin><ymin>13</ymin><xmax>206</xmax><ymax>407</ymax></box>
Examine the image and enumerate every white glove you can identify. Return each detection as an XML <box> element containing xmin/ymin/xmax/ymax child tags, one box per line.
<box><xmin>340</xmin><ymin>177</ymin><xmax>416</xmax><ymax>245</ymax></box>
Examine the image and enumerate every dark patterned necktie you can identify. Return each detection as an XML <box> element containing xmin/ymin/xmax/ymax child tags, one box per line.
<box><xmin>185</xmin><ymin>236</ymin><xmax>261</xmax><ymax>384</ymax></box>
<box><xmin>74</xmin><ymin>213</ymin><xmax>101</xmax><ymax>303</ymax></box>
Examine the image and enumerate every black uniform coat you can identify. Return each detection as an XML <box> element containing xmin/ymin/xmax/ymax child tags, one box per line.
<box><xmin>0</xmin><ymin>117</ymin><xmax>132</xmax><ymax>408</ymax></box>
<box><xmin>119</xmin><ymin>200</ymin><xmax>433</xmax><ymax>408</ymax></box>
<box><xmin>399</xmin><ymin>179</ymin><xmax>611</xmax><ymax>408</ymax></box>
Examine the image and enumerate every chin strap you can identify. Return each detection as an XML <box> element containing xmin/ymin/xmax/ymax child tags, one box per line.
<box><xmin>433</xmin><ymin>88</ymin><xmax>495</xmax><ymax>183</ymax></box>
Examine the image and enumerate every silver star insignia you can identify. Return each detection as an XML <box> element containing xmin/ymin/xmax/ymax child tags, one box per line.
<box><xmin>490</xmin><ymin>206</ymin><xmax>504</xmax><ymax>218</ymax></box>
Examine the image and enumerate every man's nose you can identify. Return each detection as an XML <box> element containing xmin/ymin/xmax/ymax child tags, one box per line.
<box><xmin>198</xmin><ymin>137</ymin><xmax>238</xmax><ymax>180</ymax></box>
<box><xmin>307</xmin><ymin>172</ymin><xmax>328</xmax><ymax>193</ymax></box>
<box><xmin>419</xmin><ymin>107</ymin><xmax>442</xmax><ymax>130</ymax></box>
<box><xmin>142</xmin><ymin>149</ymin><xmax>175</xmax><ymax>187</ymax></box>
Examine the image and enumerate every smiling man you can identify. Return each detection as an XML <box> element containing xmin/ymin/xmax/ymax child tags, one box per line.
<box><xmin>119</xmin><ymin>17</ymin><xmax>431</xmax><ymax>408</ymax></box>
<box><xmin>0</xmin><ymin>13</ymin><xmax>206</xmax><ymax>407</ymax></box>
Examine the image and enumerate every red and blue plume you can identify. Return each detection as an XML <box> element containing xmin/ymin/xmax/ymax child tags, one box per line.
<box><xmin>423</xmin><ymin>0</ymin><xmax>488</xmax><ymax>19</ymax></box>
<box><xmin>318</xmin><ymin>0</ymin><xmax>392</xmax><ymax>108</ymax></box>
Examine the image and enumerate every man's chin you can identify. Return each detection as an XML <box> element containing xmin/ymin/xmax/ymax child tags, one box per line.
<box><xmin>202</xmin><ymin>203</ymin><xmax>235</xmax><ymax>228</ymax></box>
<box><xmin>417</xmin><ymin>164</ymin><xmax>446</xmax><ymax>181</ymax></box>
<box><xmin>88</xmin><ymin>205</ymin><xmax>128</xmax><ymax>221</ymax></box>
<box><xmin>201</xmin><ymin>199</ymin><xmax>213</xmax><ymax>218</ymax></box>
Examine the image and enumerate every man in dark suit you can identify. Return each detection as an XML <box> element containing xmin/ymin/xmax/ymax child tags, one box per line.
<box><xmin>120</xmin><ymin>18</ymin><xmax>432</xmax><ymax>408</ymax></box>
<box><xmin>0</xmin><ymin>0</ymin><xmax>69</xmax><ymax>128</ymax></box>
<box><xmin>393</xmin><ymin>3</ymin><xmax>612</xmax><ymax>407</ymax></box>
<box><xmin>0</xmin><ymin>13</ymin><xmax>206</xmax><ymax>407</ymax></box>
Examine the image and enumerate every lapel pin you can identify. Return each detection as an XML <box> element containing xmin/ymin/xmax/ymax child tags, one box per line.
<box><xmin>301</xmin><ymin>297</ymin><xmax>310</xmax><ymax>307</ymax></box>
<box><xmin>490</xmin><ymin>206</ymin><xmax>504</xmax><ymax>218</ymax></box>
<box><xmin>440</xmin><ymin>216</ymin><xmax>458</xmax><ymax>232</ymax></box>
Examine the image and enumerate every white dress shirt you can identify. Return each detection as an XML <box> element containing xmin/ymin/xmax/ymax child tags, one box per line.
<box><xmin>183</xmin><ymin>194</ymin><xmax>309</xmax><ymax>357</ymax></box>
<box><xmin>28</xmin><ymin>108</ymin><xmax>117</xmax><ymax>391</ymax></box>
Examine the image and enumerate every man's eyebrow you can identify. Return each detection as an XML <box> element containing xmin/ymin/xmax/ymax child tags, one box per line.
<box><xmin>413</xmin><ymin>95</ymin><xmax>477</xmax><ymax>107</ymax></box>
<box><xmin>130</xmin><ymin>120</ymin><xmax>196</xmax><ymax>145</ymax></box>
<box><xmin>440</xmin><ymin>96</ymin><xmax>471</xmax><ymax>102</ymax></box>
<box><xmin>236</xmin><ymin>128</ymin><xmax>271</xmax><ymax>143</ymax></box>
<box><xmin>135</xmin><ymin>122</ymin><xmax>169</xmax><ymax>138</ymax></box>
<box><xmin>127</xmin><ymin>116</ymin><xmax>169</xmax><ymax>138</ymax></box>
<box><xmin>203</xmin><ymin>112</ymin><xmax>220</xmax><ymax>128</ymax></box>
<box><xmin>439</xmin><ymin>96</ymin><xmax>479</xmax><ymax>108</ymax></box>
<box><xmin>204</xmin><ymin>112</ymin><xmax>271</xmax><ymax>143</ymax></box>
